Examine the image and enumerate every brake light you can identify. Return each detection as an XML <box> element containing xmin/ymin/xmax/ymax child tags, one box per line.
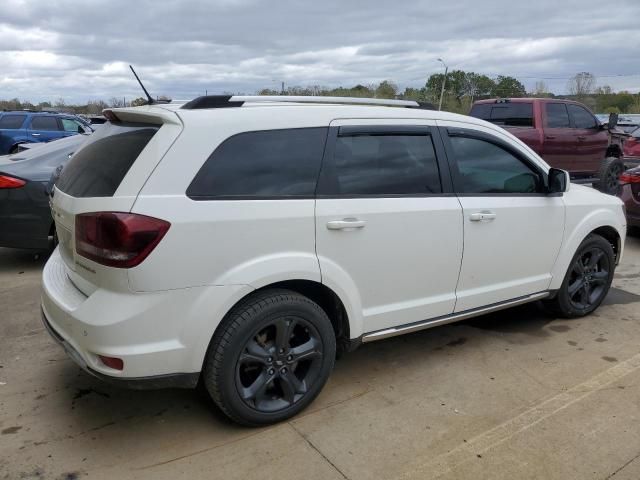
<box><xmin>619</xmin><ymin>173</ymin><xmax>640</xmax><ymax>184</ymax></box>
<box><xmin>0</xmin><ymin>174</ymin><xmax>26</xmax><ymax>189</ymax></box>
<box><xmin>75</xmin><ymin>212</ymin><xmax>170</xmax><ymax>268</ymax></box>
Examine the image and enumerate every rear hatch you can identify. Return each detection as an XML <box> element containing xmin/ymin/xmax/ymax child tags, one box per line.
<box><xmin>51</xmin><ymin>107</ymin><xmax>182</xmax><ymax>295</ymax></box>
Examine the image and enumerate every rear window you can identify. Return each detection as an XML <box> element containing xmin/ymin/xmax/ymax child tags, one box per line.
<box><xmin>56</xmin><ymin>122</ymin><xmax>159</xmax><ymax>197</ymax></box>
<box><xmin>0</xmin><ymin>115</ymin><xmax>26</xmax><ymax>129</ymax></box>
<box><xmin>187</xmin><ymin>128</ymin><xmax>327</xmax><ymax>199</ymax></box>
<box><xmin>469</xmin><ymin>103</ymin><xmax>533</xmax><ymax>127</ymax></box>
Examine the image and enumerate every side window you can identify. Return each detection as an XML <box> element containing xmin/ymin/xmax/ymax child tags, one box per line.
<box><xmin>546</xmin><ymin>103</ymin><xmax>570</xmax><ymax>128</ymax></box>
<box><xmin>187</xmin><ymin>127</ymin><xmax>327</xmax><ymax>199</ymax></box>
<box><xmin>448</xmin><ymin>135</ymin><xmax>542</xmax><ymax>194</ymax></box>
<box><xmin>0</xmin><ymin>115</ymin><xmax>26</xmax><ymax>129</ymax></box>
<box><xmin>567</xmin><ymin>104</ymin><xmax>597</xmax><ymax>129</ymax></box>
<box><xmin>320</xmin><ymin>132</ymin><xmax>442</xmax><ymax>195</ymax></box>
<box><xmin>61</xmin><ymin>118</ymin><xmax>83</xmax><ymax>132</ymax></box>
<box><xmin>30</xmin><ymin>116</ymin><xmax>60</xmax><ymax>131</ymax></box>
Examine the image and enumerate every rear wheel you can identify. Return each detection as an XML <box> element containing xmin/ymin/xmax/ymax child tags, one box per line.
<box><xmin>595</xmin><ymin>157</ymin><xmax>624</xmax><ymax>195</ymax></box>
<box><xmin>203</xmin><ymin>289</ymin><xmax>336</xmax><ymax>426</ymax></box>
<box><xmin>542</xmin><ymin>234</ymin><xmax>615</xmax><ymax>318</ymax></box>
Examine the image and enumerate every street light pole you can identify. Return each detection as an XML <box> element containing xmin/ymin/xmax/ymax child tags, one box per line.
<box><xmin>437</xmin><ymin>58</ymin><xmax>448</xmax><ymax>111</ymax></box>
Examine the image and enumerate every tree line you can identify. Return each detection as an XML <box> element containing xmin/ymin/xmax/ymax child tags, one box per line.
<box><xmin>1</xmin><ymin>71</ymin><xmax>638</xmax><ymax>115</ymax></box>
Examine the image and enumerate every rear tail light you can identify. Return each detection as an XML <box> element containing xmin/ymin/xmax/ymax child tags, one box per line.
<box><xmin>0</xmin><ymin>174</ymin><xmax>26</xmax><ymax>189</ymax></box>
<box><xmin>75</xmin><ymin>212</ymin><xmax>170</xmax><ymax>268</ymax></box>
<box><xmin>619</xmin><ymin>173</ymin><xmax>640</xmax><ymax>184</ymax></box>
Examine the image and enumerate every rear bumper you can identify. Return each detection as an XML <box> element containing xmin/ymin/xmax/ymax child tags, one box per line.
<box><xmin>41</xmin><ymin>247</ymin><xmax>251</xmax><ymax>383</ymax></box>
<box><xmin>620</xmin><ymin>185</ymin><xmax>640</xmax><ymax>227</ymax></box>
<box><xmin>41</xmin><ymin>308</ymin><xmax>199</xmax><ymax>389</ymax></box>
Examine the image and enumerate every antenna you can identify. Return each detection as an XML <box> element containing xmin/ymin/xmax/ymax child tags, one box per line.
<box><xmin>129</xmin><ymin>65</ymin><xmax>154</xmax><ymax>105</ymax></box>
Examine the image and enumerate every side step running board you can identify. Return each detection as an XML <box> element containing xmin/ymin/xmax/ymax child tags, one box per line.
<box><xmin>361</xmin><ymin>292</ymin><xmax>550</xmax><ymax>343</ymax></box>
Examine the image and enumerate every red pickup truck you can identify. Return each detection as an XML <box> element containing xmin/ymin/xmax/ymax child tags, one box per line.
<box><xmin>469</xmin><ymin>98</ymin><xmax>626</xmax><ymax>194</ymax></box>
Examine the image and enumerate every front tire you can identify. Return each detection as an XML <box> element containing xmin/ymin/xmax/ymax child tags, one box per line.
<box><xmin>542</xmin><ymin>234</ymin><xmax>615</xmax><ymax>318</ymax></box>
<box><xmin>203</xmin><ymin>289</ymin><xmax>336</xmax><ymax>426</ymax></box>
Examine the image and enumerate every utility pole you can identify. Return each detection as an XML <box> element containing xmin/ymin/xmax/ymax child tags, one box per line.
<box><xmin>281</xmin><ymin>81</ymin><xmax>285</xmax><ymax>95</ymax></box>
<box><xmin>437</xmin><ymin>58</ymin><xmax>448</xmax><ymax>111</ymax></box>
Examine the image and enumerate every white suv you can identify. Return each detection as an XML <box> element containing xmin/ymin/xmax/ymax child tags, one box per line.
<box><xmin>42</xmin><ymin>96</ymin><xmax>627</xmax><ymax>425</ymax></box>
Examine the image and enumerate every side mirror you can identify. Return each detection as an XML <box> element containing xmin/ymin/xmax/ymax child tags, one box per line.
<box><xmin>548</xmin><ymin>168</ymin><xmax>570</xmax><ymax>194</ymax></box>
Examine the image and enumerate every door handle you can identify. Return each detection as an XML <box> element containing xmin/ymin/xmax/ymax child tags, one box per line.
<box><xmin>326</xmin><ymin>218</ymin><xmax>366</xmax><ymax>230</ymax></box>
<box><xmin>31</xmin><ymin>133</ymin><xmax>41</xmax><ymax>136</ymax></box>
<box><xmin>469</xmin><ymin>211</ymin><xmax>497</xmax><ymax>222</ymax></box>
<box><xmin>545</xmin><ymin>135</ymin><xmax>556</xmax><ymax>140</ymax></box>
<box><xmin>577</xmin><ymin>135</ymin><xmax>587</xmax><ymax>141</ymax></box>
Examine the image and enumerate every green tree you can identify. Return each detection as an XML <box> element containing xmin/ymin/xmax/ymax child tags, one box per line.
<box><xmin>492</xmin><ymin>76</ymin><xmax>526</xmax><ymax>97</ymax></box>
<box><xmin>375</xmin><ymin>80</ymin><xmax>398</xmax><ymax>99</ymax></box>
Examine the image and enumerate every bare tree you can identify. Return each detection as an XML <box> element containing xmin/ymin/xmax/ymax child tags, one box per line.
<box><xmin>532</xmin><ymin>80</ymin><xmax>549</xmax><ymax>96</ymax></box>
<box><xmin>567</xmin><ymin>72</ymin><xmax>596</xmax><ymax>96</ymax></box>
<box><xmin>109</xmin><ymin>97</ymin><xmax>126</xmax><ymax>108</ymax></box>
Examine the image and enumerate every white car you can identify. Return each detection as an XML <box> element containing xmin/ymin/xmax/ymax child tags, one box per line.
<box><xmin>42</xmin><ymin>96</ymin><xmax>626</xmax><ymax>426</ymax></box>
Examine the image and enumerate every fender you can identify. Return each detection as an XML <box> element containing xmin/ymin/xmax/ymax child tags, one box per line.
<box><xmin>549</xmin><ymin>206</ymin><xmax>626</xmax><ymax>290</ymax></box>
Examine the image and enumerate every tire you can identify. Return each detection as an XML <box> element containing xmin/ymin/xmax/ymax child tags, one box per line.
<box><xmin>595</xmin><ymin>157</ymin><xmax>625</xmax><ymax>195</ymax></box>
<box><xmin>8</xmin><ymin>144</ymin><xmax>23</xmax><ymax>154</ymax></box>
<box><xmin>542</xmin><ymin>234</ymin><xmax>615</xmax><ymax>318</ymax></box>
<box><xmin>203</xmin><ymin>288</ymin><xmax>336</xmax><ymax>426</ymax></box>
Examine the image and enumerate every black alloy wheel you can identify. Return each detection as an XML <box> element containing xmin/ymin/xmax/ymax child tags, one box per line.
<box><xmin>236</xmin><ymin>316</ymin><xmax>324</xmax><ymax>412</ymax></box>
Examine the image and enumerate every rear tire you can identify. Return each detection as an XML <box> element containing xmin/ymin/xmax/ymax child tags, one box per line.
<box><xmin>203</xmin><ymin>289</ymin><xmax>336</xmax><ymax>426</ymax></box>
<box><xmin>595</xmin><ymin>157</ymin><xmax>624</xmax><ymax>195</ymax></box>
<box><xmin>542</xmin><ymin>234</ymin><xmax>615</xmax><ymax>318</ymax></box>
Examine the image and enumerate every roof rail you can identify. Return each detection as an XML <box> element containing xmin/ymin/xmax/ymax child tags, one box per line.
<box><xmin>181</xmin><ymin>95</ymin><xmax>434</xmax><ymax>110</ymax></box>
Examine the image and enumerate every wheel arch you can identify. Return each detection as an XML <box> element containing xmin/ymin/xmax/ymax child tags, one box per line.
<box><xmin>606</xmin><ymin>145</ymin><xmax>623</xmax><ymax>158</ymax></box>
<box><xmin>549</xmin><ymin>213</ymin><xmax>624</xmax><ymax>290</ymax></box>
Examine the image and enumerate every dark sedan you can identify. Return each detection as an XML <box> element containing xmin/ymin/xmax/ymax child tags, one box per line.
<box><xmin>0</xmin><ymin>134</ymin><xmax>89</xmax><ymax>250</ymax></box>
<box><xmin>619</xmin><ymin>166</ymin><xmax>640</xmax><ymax>230</ymax></box>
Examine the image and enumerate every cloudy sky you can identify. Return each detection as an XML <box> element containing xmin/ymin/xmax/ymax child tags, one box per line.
<box><xmin>1</xmin><ymin>0</ymin><xmax>639</xmax><ymax>103</ymax></box>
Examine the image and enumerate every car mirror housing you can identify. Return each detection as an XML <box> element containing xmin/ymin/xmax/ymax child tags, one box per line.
<box><xmin>548</xmin><ymin>168</ymin><xmax>570</xmax><ymax>194</ymax></box>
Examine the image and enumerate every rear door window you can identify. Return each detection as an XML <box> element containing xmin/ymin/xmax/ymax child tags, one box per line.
<box><xmin>319</xmin><ymin>130</ymin><xmax>442</xmax><ymax>195</ymax></box>
<box><xmin>469</xmin><ymin>103</ymin><xmax>533</xmax><ymax>127</ymax></box>
<box><xmin>30</xmin><ymin>116</ymin><xmax>61</xmax><ymax>131</ymax></box>
<box><xmin>61</xmin><ymin>118</ymin><xmax>85</xmax><ymax>132</ymax></box>
<box><xmin>0</xmin><ymin>115</ymin><xmax>26</xmax><ymax>129</ymax></box>
<box><xmin>56</xmin><ymin>122</ymin><xmax>159</xmax><ymax>197</ymax></box>
<box><xmin>187</xmin><ymin>128</ymin><xmax>328</xmax><ymax>199</ymax></box>
<box><xmin>545</xmin><ymin>103</ymin><xmax>571</xmax><ymax>128</ymax></box>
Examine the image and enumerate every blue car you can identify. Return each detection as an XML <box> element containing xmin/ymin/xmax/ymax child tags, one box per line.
<box><xmin>0</xmin><ymin>111</ymin><xmax>93</xmax><ymax>155</ymax></box>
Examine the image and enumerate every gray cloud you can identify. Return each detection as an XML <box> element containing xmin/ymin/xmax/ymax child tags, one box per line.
<box><xmin>1</xmin><ymin>0</ymin><xmax>639</xmax><ymax>102</ymax></box>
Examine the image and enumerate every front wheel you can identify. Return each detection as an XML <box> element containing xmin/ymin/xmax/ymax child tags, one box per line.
<box><xmin>542</xmin><ymin>234</ymin><xmax>615</xmax><ymax>318</ymax></box>
<box><xmin>203</xmin><ymin>289</ymin><xmax>336</xmax><ymax>426</ymax></box>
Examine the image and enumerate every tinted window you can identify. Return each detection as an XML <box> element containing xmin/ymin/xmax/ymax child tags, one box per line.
<box><xmin>30</xmin><ymin>116</ymin><xmax>60</xmax><ymax>131</ymax></box>
<box><xmin>469</xmin><ymin>103</ymin><xmax>533</xmax><ymax>127</ymax></box>
<box><xmin>568</xmin><ymin>104</ymin><xmax>597</xmax><ymax>129</ymax></box>
<box><xmin>321</xmin><ymin>133</ymin><xmax>441</xmax><ymax>195</ymax></box>
<box><xmin>187</xmin><ymin>128</ymin><xmax>327</xmax><ymax>199</ymax></box>
<box><xmin>631</xmin><ymin>127</ymin><xmax>640</xmax><ymax>139</ymax></box>
<box><xmin>0</xmin><ymin>115</ymin><xmax>26</xmax><ymax>129</ymax></box>
<box><xmin>449</xmin><ymin>135</ymin><xmax>541</xmax><ymax>194</ymax></box>
<box><xmin>61</xmin><ymin>118</ymin><xmax>83</xmax><ymax>132</ymax></box>
<box><xmin>56</xmin><ymin>122</ymin><xmax>158</xmax><ymax>197</ymax></box>
<box><xmin>545</xmin><ymin>103</ymin><xmax>570</xmax><ymax>128</ymax></box>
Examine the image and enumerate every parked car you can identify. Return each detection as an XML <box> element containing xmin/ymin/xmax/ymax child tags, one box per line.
<box><xmin>0</xmin><ymin>133</ymin><xmax>90</xmax><ymax>249</ymax></box>
<box><xmin>42</xmin><ymin>95</ymin><xmax>626</xmax><ymax>426</ymax></box>
<box><xmin>0</xmin><ymin>111</ymin><xmax>93</xmax><ymax>155</ymax></box>
<box><xmin>623</xmin><ymin>127</ymin><xmax>640</xmax><ymax>167</ymax></box>
<box><xmin>619</xmin><ymin>166</ymin><xmax>640</xmax><ymax>229</ymax></box>
<box><xmin>469</xmin><ymin>98</ymin><xmax>627</xmax><ymax>194</ymax></box>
